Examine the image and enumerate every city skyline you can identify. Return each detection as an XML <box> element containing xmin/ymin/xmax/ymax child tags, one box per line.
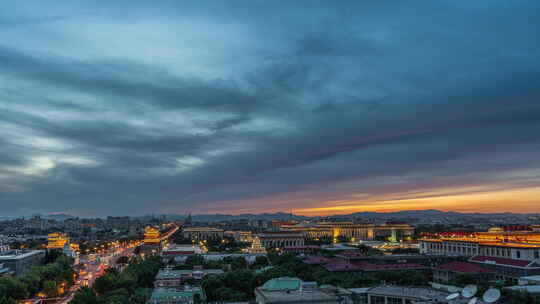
<box><xmin>1</xmin><ymin>1</ymin><xmax>540</xmax><ymax>217</ymax></box>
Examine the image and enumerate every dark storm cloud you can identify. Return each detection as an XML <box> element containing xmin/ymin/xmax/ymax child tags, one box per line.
<box><xmin>1</xmin><ymin>0</ymin><xmax>540</xmax><ymax>215</ymax></box>
<box><xmin>0</xmin><ymin>45</ymin><xmax>260</xmax><ymax>113</ymax></box>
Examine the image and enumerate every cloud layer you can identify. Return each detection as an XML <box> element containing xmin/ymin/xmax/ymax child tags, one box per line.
<box><xmin>1</xmin><ymin>0</ymin><xmax>539</xmax><ymax>216</ymax></box>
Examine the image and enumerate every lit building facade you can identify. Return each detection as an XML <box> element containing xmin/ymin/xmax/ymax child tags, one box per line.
<box><xmin>224</xmin><ymin>230</ymin><xmax>254</xmax><ymax>243</ymax></box>
<box><xmin>247</xmin><ymin>237</ymin><xmax>267</xmax><ymax>254</ymax></box>
<box><xmin>282</xmin><ymin>222</ymin><xmax>414</xmax><ymax>242</ymax></box>
<box><xmin>182</xmin><ymin>227</ymin><xmax>224</xmax><ymax>240</ymax></box>
<box><xmin>420</xmin><ymin>228</ymin><xmax>540</xmax><ymax>263</ymax></box>
<box><xmin>47</xmin><ymin>232</ymin><xmax>69</xmax><ymax>249</ymax></box>
<box><xmin>258</xmin><ymin>231</ymin><xmax>305</xmax><ymax>248</ymax></box>
<box><xmin>144</xmin><ymin>227</ymin><xmax>162</xmax><ymax>245</ymax></box>
<box><xmin>143</xmin><ymin>224</ymin><xmax>179</xmax><ymax>255</ymax></box>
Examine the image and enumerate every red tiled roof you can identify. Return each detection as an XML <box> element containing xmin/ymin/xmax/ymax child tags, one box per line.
<box><xmin>336</xmin><ymin>250</ymin><xmax>365</xmax><ymax>258</ymax></box>
<box><xmin>283</xmin><ymin>245</ymin><xmax>320</xmax><ymax>250</ymax></box>
<box><xmin>436</xmin><ymin>261</ymin><xmax>491</xmax><ymax>273</ymax></box>
<box><xmin>323</xmin><ymin>261</ymin><xmax>363</xmax><ymax>272</ymax></box>
<box><xmin>162</xmin><ymin>250</ymin><xmax>195</xmax><ymax>255</ymax></box>
<box><xmin>303</xmin><ymin>256</ymin><xmax>334</xmax><ymax>265</ymax></box>
<box><xmin>324</xmin><ymin>260</ymin><xmax>426</xmax><ymax>272</ymax></box>
<box><xmin>357</xmin><ymin>262</ymin><xmax>427</xmax><ymax>271</ymax></box>
<box><xmin>470</xmin><ymin>256</ymin><xmax>533</xmax><ymax>268</ymax></box>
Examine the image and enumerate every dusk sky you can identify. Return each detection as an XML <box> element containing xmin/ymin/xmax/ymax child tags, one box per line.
<box><xmin>1</xmin><ymin>1</ymin><xmax>540</xmax><ymax>216</ymax></box>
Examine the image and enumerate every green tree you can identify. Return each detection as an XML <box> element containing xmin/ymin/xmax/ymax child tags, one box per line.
<box><xmin>223</xmin><ymin>270</ymin><xmax>255</xmax><ymax>296</ymax></box>
<box><xmin>43</xmin><ymin>280</ymin><xmax>58</xmax><ymax>298</ymax></box>
<box><xmin>0</xmin><ymin>277</ymin><xmax>28</xmax><ymax>300</ymax></box>
<box><xmin>71</xmin><ymin>287</ymin><xmax>100</xmax><ymax>304</ymax></box>
<box><xmin>94</xmin><ymin>274</ymin><xmax>117</xmax><ymax>295</ymax></box>
<box><xmin>129</xmin><ymin>288</ymin><xmax>152</xmax><ymax>304</ymax></box>
<box><xmin>453</xmin><ymin>273</ymin><xmax>477</xmax><ymax>286</ymax></box>
<box><xmin>252</xmin><ymin>256</ymin><xmax>269</xmax><ymax>269</ymax></box>
<box><xmin>201</xmin><ymin>276</ymin><xmax>224</xmax><ymax>302</ymax></box>
<box><xmin>0</xmin><ymin>296</ymin><xmax>15</xmax><ymax>304</ymax></box>
<box><xmin>21</xmin><ymin>272</ymin><xmax>41</xmax><ymax>296</ymax></box>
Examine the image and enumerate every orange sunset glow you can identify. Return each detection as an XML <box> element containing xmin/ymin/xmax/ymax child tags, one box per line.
<box><xmin>296</xmin><ymin>185</ymin><xmax>540</xmax><ymax>216</ymax></box>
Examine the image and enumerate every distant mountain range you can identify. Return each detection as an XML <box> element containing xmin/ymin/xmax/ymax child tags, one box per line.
<box><xmin>5</xmin><ymin>209</ymin><xmax>539</xmax><ymax>222</ymax></box>
<box><xmin>157</xmin><ymin>209</ymin><xmax>539</xmax><ymax>222</ymax></box>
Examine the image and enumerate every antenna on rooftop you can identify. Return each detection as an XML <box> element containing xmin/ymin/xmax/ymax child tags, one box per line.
<box><xmin>482</xmin><ymin>288</ymin><xmax>501</xmax><ymax>303</ymax></box>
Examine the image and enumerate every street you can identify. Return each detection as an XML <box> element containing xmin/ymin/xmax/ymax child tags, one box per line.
<box><xmin>56</xmin><ymin>244</ymin><xmax>138</xmax><ymax>304</ymax></box>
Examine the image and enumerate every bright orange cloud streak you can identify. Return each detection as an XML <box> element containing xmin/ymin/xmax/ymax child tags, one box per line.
<box><xmin>295</xmin><ymin>186</ymin><xmax>540</xmax><ymax>216</ymax></box>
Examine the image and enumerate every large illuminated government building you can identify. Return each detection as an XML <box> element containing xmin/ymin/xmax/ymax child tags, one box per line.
<box><xmin>420</xmin><ymin>226</ymin><xmax>540</xmax><ymax>263</ymax></box>
<box><xmin>281</xmin><ymin>221</ymin><xmax>414</xmax><ymax>242</ymax></box>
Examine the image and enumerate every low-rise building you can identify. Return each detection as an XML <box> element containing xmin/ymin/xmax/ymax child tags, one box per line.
<box><xmin>518</xmin><ymin>275</ymin><xmax>540</xmax><ymax>285</ymax></box>
<box><xmin>282</xmin><ymin>245</ymin><xmax>320</xmax><ymax>254</ymax></box>
<box><xmin>255</xmin><ymin>277</ymin><xmax>339</xmax><ymax>304</ymax></box>
<box><xmin>0</xmin><ymin>250</ymin><xmax>45</xmax><ymax>276</ymax></box>
<box><xmin>154</xmin><ymin>268</ymin><xmax>224</xmax><ymax>288</ymax></box>
<box><xmin>0</xmin><ymin>262</ymin><xmax>13</xmax><ymax>276</ymax></box>
<box><xmin>224</xmin><ymin>231</ymin><xmax>254</xmax><ymax>243</ymax></box>
<box><xmin>504</xmin><ymin>285</ymin><xmax>540</xmax><ymax>295</ymax></box>
<box><xmin>147</xmin><ymin>287</ymin><xmax>204</xmax><ymax>304</ymax></box>
<box><xmin>257</xmin><ymin>231</ymin><xmax>304</xmax><ymax>248</ymax></box>
<box><xmin>183</xmin><ymin>227</ymin><xmax>224</xmax><ymax>240</ymax></box>
<box><xmin>433</xmin><ymin>261</ymin><xmax>493</xmax><ymax>284</ymax></box>
<box><xmin>162</xmin><ymin>245</ymin><xmax>206</xmax><ymax>257</ymax></box>
<box><xmin>0</xmin><ymin>244</ymin><xmax>9</xmax><ymax>253</ymax></box>
<box><xmin>349</xmin><ymin>286</ymin><xmax>467</xmax><ymax>304</ymax></box>
<box><xmin>469</xmin><ymin>255</ymin><xmax>540</xmax><ymax>283</ymax></box>
<box><xmin>173</xmin><ymin>253</ymin><xmax>265</xmax><ymax>264</ymax></box>
<box><xmin>323</xmin><ymin>260</ymin><xmax>427</xmax><ymax>273</ymax></box>
<box><xmin>419</xmin><ymin>228</ymin><xmax>540</xmax><ymax>263</ymax></box>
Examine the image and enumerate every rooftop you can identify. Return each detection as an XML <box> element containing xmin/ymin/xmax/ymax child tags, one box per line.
<box><xmin>260</xmin><ymin>277</ymin><xmax>302</xmax><ymax>291</ymax></box>
<box><xmin>0</xmin><ymin>250</ymin><xmax>44</xmax><ymax>260</ymax></box>
<box><xmin>350</xmin><ymin>286</ymin><xmax>452</xmax><ymax>301</ymax></box>
<box><xmin>335</xmin><ymin>250</ymin><xmax>366</xmax><ymax>258</ymax></box>
<box><xmin>183</xmin><ymin>227</ymin><xmax>224</xmax><ymax>232</ymax></box>
<box><xmin>303</xmin><ymin>256</ymin><xmax>334</xmax><ymax>265</ymax></box>
<box><xmin>323</xmin><ymin>260</ymin><xmax>363</xmax><ymax>272</ymax></box>
<box><xmin>323</xmin><ymin>260</ymin><xmax>427</xmax><ymax>272</ymax></box>
<box><xmin>470</xmin><ymin>256</ymin><xmax>538</xmax><ymax>268</ymax></box>
<box><xmin>436</xmin><ymin>261</ymin><xmax>492</xmax><ymax>273</ymax></box>
<box><xmin>520</xmin><ymin>275</ymin><xmax>540</xmax><ymax>282</ymax></box>
<box><xmin>156</xmin><ymin>268</ymin><xmax>223</xmax><ymax>279</ymax></box>
<box><xmin>256</xmin><ymin>289</ymin><xmax>337</xmax><ymax>303</ymax></box>
<box><xmin>282</xmin><ymin>245</ymin><xmax>320</xmax><ymax>250</ymax></box>
<box><xmin>256</xmin><ymin>279</ymin><xmax>338</xmax><ymax>303</ymax></box>
<box><xmin>505</xmin><ymin>285</ymin><xmax>540</xmax><ymax>294</ymax></box>
<box><xmin>149</xmin><ymin>288</ymin><xmax>202</xmax><ymax>301</ymax></box>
